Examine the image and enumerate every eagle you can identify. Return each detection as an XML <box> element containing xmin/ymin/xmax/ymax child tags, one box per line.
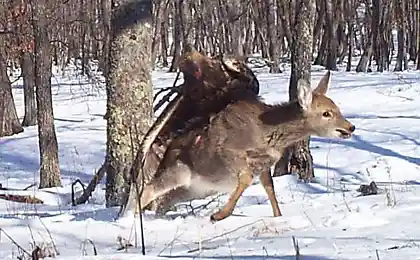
<box><xmin>118</xmin><ymin>47</ymin><xmax>261</xmax><ymax>217</ymax></box>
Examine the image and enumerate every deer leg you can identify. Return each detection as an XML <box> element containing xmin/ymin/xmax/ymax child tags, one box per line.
<box><xmin>210</xmin><ymin>169</ymin><xmax>253</xmax><ymax>222</ymax></box>
<box><xmin>136</xmin><ymin>161</ymin><xmax>192</xmax><ymax>213</ymax></box>
<box><xmin>259</xmin><ymin>168</ymin><xmax>282</xmax><ymax>217</ymax></box>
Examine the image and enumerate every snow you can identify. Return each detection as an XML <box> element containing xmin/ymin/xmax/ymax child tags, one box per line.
<box><xmin>1</xmin><ymin>62</ymin><xmax>420</xmax><ymax>260</ymax></box>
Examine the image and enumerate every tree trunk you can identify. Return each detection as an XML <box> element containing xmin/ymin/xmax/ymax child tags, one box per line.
<box><xmin>324</xmin><ymin>0</ymin><xmax>338</xmax><ymax>70</ymax></box>
<box><xmin>21</xmin><ymin>52</ymin><xmax>37</xmax><ymax>127</ymax></box>
<box><xmin>356</xmin><ymin>1</ymin><xmax>373</xmax><ymax>72</ymax></box>
<box><xmin>345</xmin><ymin>0</ymin><xmax>354</xmax><ymax>71</ymax></box>
<box><xmin>394</xmin><ymin>0</ymin><xmax>407</xmax><ymax>71</ymax></box>
<box><xmin>0</xmin><ymin>46</ymin><xmax>24</xmax><ymax>137</ymax></box>
<box><xmin>100</xmin><ymin>0</ymin><xmax>111</xmax><ymax>78</ymax></box>
<box><xmin>169</xmin><ymin>0</ymin><xmax>183</xmax><ymax>72</ymax></box>
<box><xmin>267</xmin><ymin>0</ymin><xmax>281</xmax><ymax>73</ymax></box>
<box><xmin>33</xmin><ymin>0</ymin><xmax>62</xmax><ymax>188</ymax></box>
<box><xmin>151</xmin><ymin>0</ymin><xmax>165</xmax><ymax>66</ymax></box>
<box><xmin>417</xmin><ymin>0</ymin><xmax>420</xmax><ymax>70</ymax></box>
<box><xmin>273</xmin><ymin>0</ymin><xmax>315</xmax><ymax>181</ymax></box>
<box><xmin>105</xmin><ymin>0</ymin><xmax>153</xmax><ymax>207</ymax></box>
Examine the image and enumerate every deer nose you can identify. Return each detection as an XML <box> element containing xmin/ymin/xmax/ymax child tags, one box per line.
<box><xmin>349</xmin><ymin>125</ymin><xmax>356</xmax><ymax>132</ymax></box>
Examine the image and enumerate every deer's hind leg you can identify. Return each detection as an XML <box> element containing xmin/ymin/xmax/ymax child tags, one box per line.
<box><xmin>138</xmin><ymin>161</ymin><xmax>192</xmax><ymax>212</ymax></box>
<box><xmin>210</xmin><ymin>168</ymin><xmax>253</xmax><ymax>222</ymax></box>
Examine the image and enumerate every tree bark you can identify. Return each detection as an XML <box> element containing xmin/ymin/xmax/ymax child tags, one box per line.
<box><xmin>267</xmin><ymin>0</ymin><xmax>281</xmax><ymax>73</ymax></box>
<box><xmin>0</xmin><ymin>46</ymin><xmax>24</xmax><ymax>137</ymax></box>
<box><xmin>417</xmin><ymin>0</ymin><xmax>420</xmax><ymax>70</ymax></box>
<box><xmin>324</xmin><ymin>0</ymin><xmax>338</xmax><ymax>70</ymax></box>
<box><xmin>105</xmin><ymin>0</ymin><xmax>153</xmax><ymax>207</ymax></box>
<box><xmin>273</xmin><ymin>0</ymin><xmax>315</xmax><ymax>181</ymax></box>
<box><xmin>33</xmin><ymin>0</ymin><xmax>62</xmax><ymax>188</ymax></box>
<box><xmin>100</xmin><ymin>0</ymin><xmax>111</xmax><ymax>78</ymax></box>
<box><xmin>21</xmin><ymin>52</ymin><xmax>37</xmax><ymax>127</ymax></box>
<box><xmin>394</xmin><ymin>0</ymin><xmax>407</xmax><ymax>71</ymax></box>
<box><xmin>356</xmin><ymin>1</ymin><xmax>373</xmax><ymax>72</ymax></box>
<box><xmin>169</xmin><ymin>0</ymin><xmax>183</xmax><ymax>72</ymax></box>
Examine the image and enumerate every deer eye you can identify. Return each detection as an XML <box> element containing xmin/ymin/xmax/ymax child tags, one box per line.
<box><xmin>323</xmin><ymin>111</ymin><xmax>332</xmax><ymax>118</ymax></box>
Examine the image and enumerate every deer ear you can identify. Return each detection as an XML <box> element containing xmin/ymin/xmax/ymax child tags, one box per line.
<box><xmin>313</xmin><ymin>71</ymin><xmax>331</xmax><ymax>95</ymax></box>
<box><xmin>297</xmin><ymin>79</ymin><xmax>312</xmax><ymax>111</ymax></box>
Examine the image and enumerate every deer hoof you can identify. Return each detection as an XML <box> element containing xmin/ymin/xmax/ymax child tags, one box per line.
<box><xmin>210</xmin><ymin>214</ymin><xmax>220</xmax><ymax>223</ymax></box>
<box><xmin>210</xmin><ymin>211</ymin><xmax>229</xmax><ymax>223</ymax></box>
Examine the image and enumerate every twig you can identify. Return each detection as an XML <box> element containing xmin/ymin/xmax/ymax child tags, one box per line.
<box><xmin>169</xmin><ymin>226</ymin><xmax>180</xmax><ymax>256</ymax></box>
<box><xmin>38</xmin><ymin>216</ymin><xmax>60</xmax><ymax>256</ymax></box>
<box><xmin>196</xmin><ymin>219</ymin><xmax>263</xmax><ymax>245</ymax></box>
<box><xmin>27</xmin><ymin>225</ymin><xmax>36</xmax><ymax>248</ymax></box>
<box><xmin>223</xmin><ymin>233</ymin><xmax>234</xmax><ymax>260</ymax></box>
<box><xmin>375</xmin><ymin>249</ymin><xmax>380</xmax><ymax>260</ymax></box>
<box><xmin>262</xmin><ymin>246</ymin><xmax>269</xmax><ymax>258</ymax></box>
<box><xmin>23</xmin><ymin>183</ymin><xmax>36</xmax><ymax>191</ymax></box>
<box><xmin>157</xmin><ymin>226</ymin><xmax>188</xmax><ymax>256</ymax></box>
<box><xmin>129</xmin><ymin>126</ymin><xmax>146</xmax><ymax>256</ymax></box>
<box><xmin>81</xmin><ymin>239</ymin><xmax>98</xmax><ymax>256</ymax></box>
<box><xmin>292</xmin><ymin>236</ymin><xmax>300</xmax><ymax>260</ymax></box>
<box><xmin>153</xmin><ymin>71</ymin><xmax>182</xmax><ymax>113</ymax></box>
<box><xmin>0</xmin><ymin>228</ymin><xmax>31</xmax><ymax>257</ymax></box>
<box><xmin>186</xmin><ymin>245</ymin><xmax>220</xmax><ymax>253</ymax></box>
<box><xmin>180</xmin><ymin>193</ymin><xmax>225</xmax><ymax>216</ymax></box>
<box><xmin>71</xmin><ymin>179</ymin><xmax>86</xmax><ymax>206</ymax></box>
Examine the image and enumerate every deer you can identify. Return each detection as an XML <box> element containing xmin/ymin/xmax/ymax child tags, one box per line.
<box><xmin>118</xmin><ymin>49</ymin><xmax>261</xmax><ymax>218</ymax></box>
<box><xmin>134</xmin><ymin>71</ymin><xmax>356</xmax><ymax>222</ymax></box>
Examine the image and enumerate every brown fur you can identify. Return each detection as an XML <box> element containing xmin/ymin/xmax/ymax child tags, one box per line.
<box><xmin>137</xmin><ymin>72</ymin><xmax>356</xmax><ymax>221</ymax></box>
<box><xmin>118</xmin><ymin>49</ymin><xmax>260</xmax><ymax>218</ymax></box>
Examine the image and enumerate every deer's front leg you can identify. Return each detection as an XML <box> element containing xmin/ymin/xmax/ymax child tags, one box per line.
<box><xmin>259</xmin><ymin>168</ymin><xmax>282</xmax><ymax>217</ymax></box>
<box><xmin>245</xmin><ymin>150</ymin><xmax>274</xmax><ymax>172</ymax></box>
<box><xmin>245</xmin><ymin>150</ymin><xmax>281</xmax><ymax>217</ymax></box>
<box><xmin>210</xmin><ymin>168</ymin><xmax>253</xmax><ymax>222</ymax></box>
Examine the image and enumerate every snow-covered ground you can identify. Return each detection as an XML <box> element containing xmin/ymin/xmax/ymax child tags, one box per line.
<box><xmin>1</xmin><ymin>63</ymin><xmax>420</xmax><ymax>260</ymax></box>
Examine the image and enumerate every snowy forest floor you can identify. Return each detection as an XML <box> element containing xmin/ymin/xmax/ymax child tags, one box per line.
<box><xmin>1</xmin><ymin>61</ymin><xmax>420</xmax><ymax>259</ymax></box>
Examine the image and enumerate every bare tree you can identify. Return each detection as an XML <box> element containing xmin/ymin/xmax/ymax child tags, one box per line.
<box><xmin>417</xmin><ymin>1</ymin><xmax>420</xmax><ymax>70</ymax></box>
<box><xmin>105</xmin><ymin>0</ymin><xmax>153</xmax><ymax>207</ymax></box>
<box><xmin>33</xmin><ymin>0</ymin><xmax>62</xmax><ymax>188</ymax></box>
<box><xmin>266</xmin><ymin>0</ymin><xmax>281</xmax><ymax>73</ymax></box>
<box><xmin>394</xmin><ymin>0</ymin><xmax>407</xmax><ymax>71</ymax></box>
<box><xmin>21</xmin><ymin>52</ymin><xmax>37</xmax><ymax>127</ymax></box>
<box><xmin>356</xmin><ymin>0</ymin><xmax>374</xmax><ymax>72</ymax></box>
<box><xmin>0</xmin><ymin>44</ymin><xmax>23</xmax><ymax>137</ymax></box>
<box><xmin>273</xmin><ymin>0</ymin><xmax>316</xmax><ymax>180</ymax></box>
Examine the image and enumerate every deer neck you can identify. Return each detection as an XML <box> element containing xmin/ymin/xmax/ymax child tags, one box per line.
<box><xmin>259</xmin><ymin>101</ymin><xmax>312</xmax><ymax>149</ymax></box>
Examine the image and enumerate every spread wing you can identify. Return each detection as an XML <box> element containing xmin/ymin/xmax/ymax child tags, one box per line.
<box><xmin>118</xmin><ymin>48</ymin><xmax>260</xmax><ymax>217</ymax></box>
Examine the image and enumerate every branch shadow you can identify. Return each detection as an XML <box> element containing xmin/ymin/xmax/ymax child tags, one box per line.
<box><xmin>0</xmin><ymin>149</ymin><xmax>98</xmax><ymax>183</ymax></box>
<box><xmin>345</xmin><ymin>113</ymin><xmax>420</xmax><ymax>121</ymax></box>
<box><xmin>313</xmin><ymin>163</ymin><xmax>369</xmax><ymax>185</ymax></box>
<box><xmin>311</xmin><ymin>134</ymin><xmax>420</xmax><ymax>166</ymax></box>
<box><xmin>159</xmin><ymin>254</ymin><xmax>336</xmax><ymax>260</ymax></box>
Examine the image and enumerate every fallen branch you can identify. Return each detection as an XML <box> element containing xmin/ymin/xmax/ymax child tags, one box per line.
<box><xmin>0</xmin><ymin>194</ymin><xmax>43</xmax><ymax>204</ymax></box>
<box><xmin>71</xmin><ymin>179</ymin><xmax>86</xmax><ymax>206</ymax></box>
<box><xmin>81</xmin><ymin>239</ymin><xmax>98</xmax><ymax>256</ymax></box>
<box><xmin>0</xmin><ymin>183</ymin><xmax>36</xmax><ymax>191</ymax></box>
<box><xmin>74</xmin><ymin>162</ymin><xmax>107</xmax><ymax>205</ymax></box>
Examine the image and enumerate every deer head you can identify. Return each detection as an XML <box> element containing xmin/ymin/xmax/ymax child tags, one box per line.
<box><xmin>297</xmin><ymin>71</ymin><xmax>355</xmax><ymax>139</ymax></box>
